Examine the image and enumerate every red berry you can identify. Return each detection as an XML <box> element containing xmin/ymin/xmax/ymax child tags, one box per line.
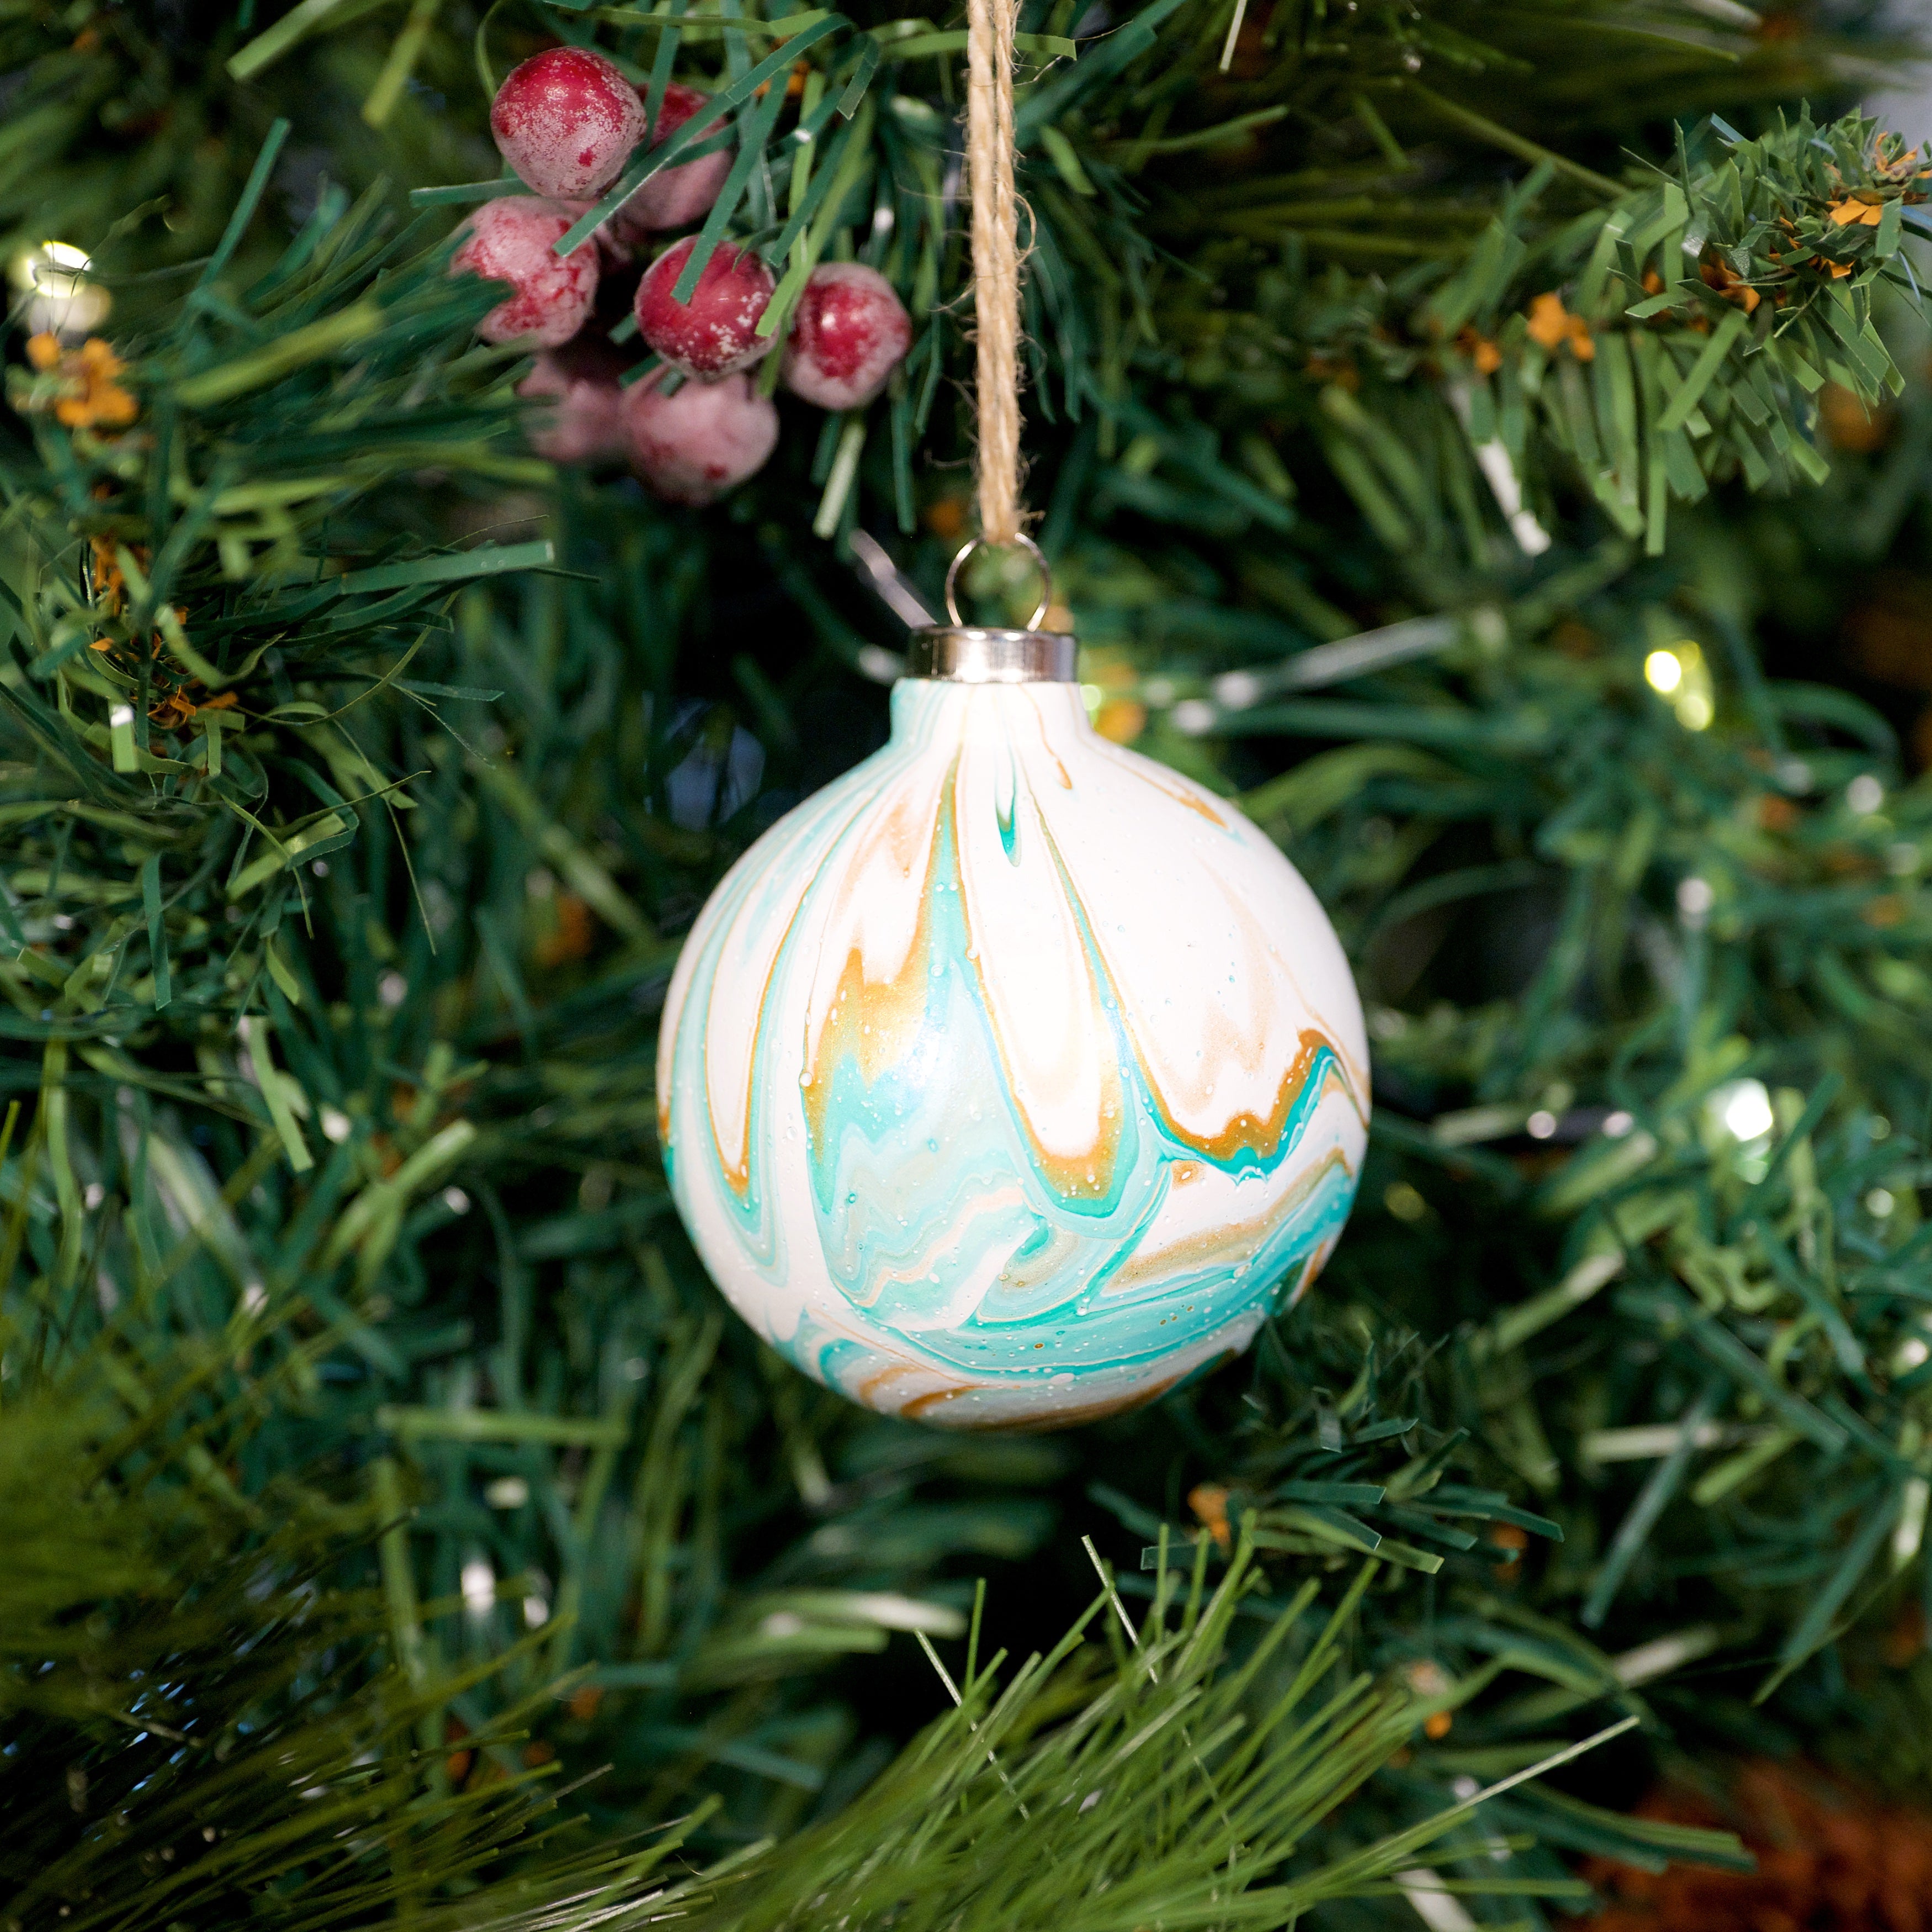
<box><xmin>613</xmin><ymin>83</ymin><xmax>733</xmax><ymax>236</ymax></box>
<box><xmin>633</xmin><ymin>238</ymin><xmax>775</xmax><ymax>378</ymax></box>
<box><xmin>452</xmin><ymin>198</ymin><xmax>599</xmax><ymax>348</ymax></box>
<box><xmin>622</xmin><ymin>370</ymin><xmax>778</xmax><ymax>505</ymax></box>
<box><xmin>491</xmin><ymin>47</ymin><xmax>646</xmax><ymax>200</ymax></box>
<box><xmin>517</xmin><ymin>337</ymin><xmax>630</xmax><ymax>464</ymax></box>
<box><xmin>781</xmin><ymin>263</ymin><xmax>913</xmax><ymax>410</ymax></box>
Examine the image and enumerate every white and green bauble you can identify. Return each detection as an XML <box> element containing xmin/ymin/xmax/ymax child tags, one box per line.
<box><xmin>659</xmin><ymin>612</ymin><xmax>1370</xmax><ymax>1428</ymax></box>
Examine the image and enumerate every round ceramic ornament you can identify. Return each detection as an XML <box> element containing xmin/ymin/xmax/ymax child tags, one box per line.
<box><xmin>657</xmin><ymin>544</ymin><xmax>1370</xmax><ymax>1428</ymax></box>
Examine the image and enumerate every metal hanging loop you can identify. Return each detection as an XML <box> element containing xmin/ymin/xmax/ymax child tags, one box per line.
<box><xmin>908</xmin><ymin>533</ymin><xmax>1073</xmax><ymax>683</ymax></box>
<box><xmin>943</xmin><ymin>532</ymin><xmax>1053</xmax><ymax>631</ymax></box>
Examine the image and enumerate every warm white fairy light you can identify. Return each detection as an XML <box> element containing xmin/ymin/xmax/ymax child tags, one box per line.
<box><xmin>460</xmin><ymin>1557</ymin><xmax>496</xmax><ymax>1616</ymax></box>
<box><xmin>1713</xmin><ymin>1078</ymin><xmax>1774</xmax><ymax>1145</ymax></box>
<box><xmin>8</xmin><ymin>240</ymin><xmax>110</xmax><ymax>337</ymax></box>
<box><xmin>1644</xmin><ymin>641</ymin><xmax>1713</xmax><ymax>730</ymax></box>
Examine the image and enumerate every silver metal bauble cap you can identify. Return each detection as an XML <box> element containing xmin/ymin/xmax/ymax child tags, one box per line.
<box><xmin>907</xmin><ymin>532</ymin><xmax>1076</xmax><ymax>683</ymax></box>
<box><xmin>906</xmin><ymin>625</ymin><xmax>1077</xmax><ymax>683</ymax></box>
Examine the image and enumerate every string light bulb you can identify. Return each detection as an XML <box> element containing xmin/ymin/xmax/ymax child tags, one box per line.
<box><xmin>8</xmin><ymin>240</ymin><xmax>110</xmax><ymax>338</ymax></box>
<box><xmin>1644</xmin><ymin>638</ymin><xmax>1714</xmax><ymax>731</ymax></box>
<box><xmin>1710</xmin><ymin>1077</ymin><xmax>1775</xmax><ymax>1146</ymax></box>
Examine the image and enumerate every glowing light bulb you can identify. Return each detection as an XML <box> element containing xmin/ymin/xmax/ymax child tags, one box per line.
<box><xmin>460</xmin><ymin>1558</ymin><xmax>496</xmax><ymax>1616</ymax></box>
<box><xmin>1713</xmin><ymin>1078</ymin><xmax>1774</xmax><ymax>1144</ymax></box>
<box><xmin>8</xmin><ymin>240</ymin><xmax>109</xmax><ymax>337</ymax></box>
<box><xmin>1644</xmin><ymin>640</ymin><xmax>1715</xmax><ymax>730</ymax></box>
<box><xmin>1847</xmin><ymin>773</ymin><xmax>1885</xmax><ymax>815</ymax></box>
<box><xmin>47</xmin><ymin>241</ymin><xmax>86</xmax><ymax>270</ymax></box>
<box><xmin>1644</xmin><ymin>649</ymin><xmax>1684</xmax><ymax>694</ymax></box>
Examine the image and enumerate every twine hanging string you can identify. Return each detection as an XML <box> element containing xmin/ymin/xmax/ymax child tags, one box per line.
<box><xmin>966</xmin><ymin>0</ymin><xmax>1023</xmax><ymax>548</ymax></box>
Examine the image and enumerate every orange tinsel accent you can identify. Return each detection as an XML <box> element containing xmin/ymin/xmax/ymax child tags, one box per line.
<box><xmin>1574</xmin><ymin>1760</ymin><xmax>1932</xmax><ymax>1932</ymax></box>
<box><xmin>1402</xmin><ymin>1659</ymin><xmax>1454</xmax><ymax>1739</ymax></box>
<box><xmin>1305</xmin><ymin>352</ymin><xmax>1361</xmax><ymax>390</ymax></box>
<box><xmin>30</xmin><ymin>337</ymin><xmax>138</xmax><ymax>430</ymax></box>
<box><xmin>1456</xmin><ymin>325</ymin><xmax>1503</xmax><ymax>374</ymax></box>
<box><xmin>1527</xmin><ymin>292</ymin><xmax>1595</xmax><ymax>362</ymax></box>
<box><xmin>1819</xmin><ymin>382</ymin><xmax>1889</xmax><ymax>453</ymax></box>
<box><xmin>1489</xmin><ymin>1520</ymin><xmax>1528</xmax><ymax>1579</ymax></box>
<box><xmin>1188</xmin><ymin>1482</ymin><xmax>1232</xmax><ymax>1549</ymax></box>
<box><xmin>534</xmin><ymin>891</ymin><xmax>596</xmax><ymax>968</ymax></box>
<box><xmin>444</xmin><ymin>1713</ymin><xmax>473</xmax><ymax>1786</ymax></box>
<box><xmin>146</xmin><ymin>668</ymin><xmax>231</xmax><ymax>730</ymax></box>
<box><xmin>1699</xmin><ymin>257</ymin><xmax>1762</xmax><ymax>314</ymax></box>
<box><xmin>923</xmin><ymin>496</ymin><xmax>968</xmax><ymax>540</ymax></box>
<box><xmin>1829</xmin><ymin>195</ymin><xmax>1886</xmax><ymax>228</ymax></box>
<box><xmin>88</xmin><ymin>534</ymin><xmax>132</xmax><ymax>613</ymax></box>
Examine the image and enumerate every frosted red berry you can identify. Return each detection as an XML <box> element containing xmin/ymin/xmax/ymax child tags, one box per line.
<box><xmin>491</xmin><ymin>47</ymin><xmax>646</xmax><ymax>200</ymax></box>
<box><xmin>517</xmin><ymin>337</ymin><xmax>630</xmax><ymax>464</ymax></box>
<box><xmin>452</xmin><ymin>198</ymin><xmax>599</xmax><ymax>348</ymax></box>
<box><xmin>781</xmin><ymin>263</ymin><xmax>913</xmax><ymax>410</ymax></box>
<box><xmin>622</xmin><ymin>370</ymin><xmax>778</xmax><ymax>505</ymax></box>
<box><xmin>633</xmin><ymin>238</ymin><xmax>776</xmax><ymax>379</ymax></box>
<box><xmin>613</xmin><ymin>83</ymin><xmax>733</xmax><ymax>236</ymax></box>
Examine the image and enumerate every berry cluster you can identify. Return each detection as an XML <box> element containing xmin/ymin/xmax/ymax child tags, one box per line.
<box><xmin>452</xmin><ymin>46</ymin><xmax>912</xmax><ymax>505</ymax></box>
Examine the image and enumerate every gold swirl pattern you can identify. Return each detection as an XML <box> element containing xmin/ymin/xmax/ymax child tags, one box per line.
<box><xmin>658</xmin><ymin>680</ymin><xmax>1369</xmax><ymax>1428</ymax></box>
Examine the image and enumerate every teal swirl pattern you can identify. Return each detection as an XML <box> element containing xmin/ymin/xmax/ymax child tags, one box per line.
<box><xmin>658</xmin><ymin>678</ymin><xmax>1369</xmax><ymax>1428</ymax></box>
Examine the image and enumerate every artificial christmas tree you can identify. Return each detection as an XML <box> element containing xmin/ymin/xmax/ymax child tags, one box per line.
<box><xmin>3</xmin><ymin>0</ymin><xmax>1932</xmax><ymax>1925</ymax></box>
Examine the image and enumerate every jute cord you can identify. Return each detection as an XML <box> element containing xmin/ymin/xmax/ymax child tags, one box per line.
<box><xmin>966</xmin><ymin>0</ymin><xmax>1023</xmax><ymax>546</ymax></box>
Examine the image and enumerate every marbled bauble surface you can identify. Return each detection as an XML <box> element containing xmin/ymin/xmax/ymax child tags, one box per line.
<box><xmin>658</xmin><ymin>677</ymin><xmax>1369</xmax><ymax>1428</ymax></box>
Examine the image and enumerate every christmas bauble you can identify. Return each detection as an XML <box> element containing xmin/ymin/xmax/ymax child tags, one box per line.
<box><xmin>659</xmin><ymin>617</ymin><xmax>1370</xmax><ymax>1429</ymax></box>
